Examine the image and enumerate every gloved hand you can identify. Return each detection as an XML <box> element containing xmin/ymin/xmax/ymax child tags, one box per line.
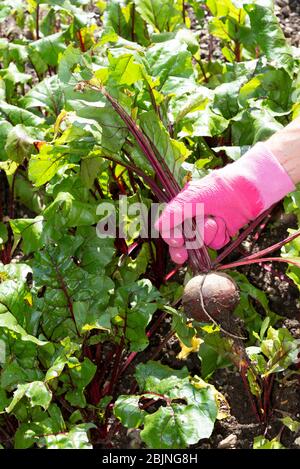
<box><xmin>155</xmin><ymin>142</ymin><xmax>295</xmax><ymax>264</ymax></box>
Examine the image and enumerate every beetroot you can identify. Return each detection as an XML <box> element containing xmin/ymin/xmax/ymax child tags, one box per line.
<box><xmin>182</xmin><ymin>272</ymin><xmax>240</xmax><ymax>322</ymax></box>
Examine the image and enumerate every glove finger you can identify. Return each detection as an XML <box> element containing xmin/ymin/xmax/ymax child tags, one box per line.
<box><xmin>204</xmin><ymin>216</ymin><xmax>218</xmax><ymax>245</ymax></box>
<box><xmin>155</xmin><ymin>182</ymin><xmax>205</xmax><ymax>234</ymax></box>
<box><xmin>160</xmin><ymin>224</ymin><xmax>185</xmax><ymax>248</ymax></box>
<box><xmin>161</xmin><ymin>215</ymin><xmax>222</xmax><ymax>249</ymax></box>
<box><xmin>169</xmin><ymin>246</ymin><xmax>188</xmax><ymax>265</ymax></box>
<box><xmin>208</xmin><ymin>216</ymin><xmax>230</xmax><ymax>249</ymax></box>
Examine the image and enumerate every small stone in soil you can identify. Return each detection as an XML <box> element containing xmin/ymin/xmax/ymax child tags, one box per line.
<box><xmin>281</xmin><ymin>6</ymin><xmax>290</xmax><ymax>17</ymax></box>
<box><xmin>217</xmin><ymin>434</ymin><xmax>238</xmax><ymax>449</ymax></box>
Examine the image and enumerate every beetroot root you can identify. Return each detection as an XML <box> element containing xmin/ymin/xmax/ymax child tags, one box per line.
<box><xmin>182</xmin><ymin>272</ymin><xmax>240</xmax><ymax>322</ymax></box>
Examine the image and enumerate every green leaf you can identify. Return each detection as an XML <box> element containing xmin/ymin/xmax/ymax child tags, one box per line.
<box><xmin>14</xmin><ymin>173</ymin><xmax>43</xmax><ymax>214</ymax></box>
<box><xmin>198</xmin><ymin>330</ymin><xmax>235</xmax><ymax>378</ymax></box>
<box><xmin>14</xmin><ymin>404</ymin><xmax>65</xmax><ymax>449</ymax></box>
<box><xmin>114</xmin><ymin>395</ymin><xmax>145</xmax><ymax>428</ymax></box>
<box><xmin>0</xmin><ymin>222</ymin><xmax>8</xmax><ymax>244</ymax></box>
<box><xmin>0</xmin><ymin>101</ymin><xmax>44</xmax><ymax>126</ymax></box>
<box><xmin>115</xmin><ymin>368</ymin><xmax>218</xmax><ymax>449</ymax></box>
<box><xmin>207</xmin><ymin>0</ymin><xmax>246</xmax><ymax>18</ymax></box>
<box><xmin>0</xmin><ymin>312</ymin><xmax>47</xmax><ymax>347</ymax></box>
<box><xmin>45</xmin><ymin>357</ymin><xmax>68</xmax><ymax>382</ymax></box>
<box><xmin>139</xmin><ymin>110</ymin><xmax>190</xmax><ymax>184</ymax></box>
<box><xmin>40</xmin><ymin>7</ymin><xmax>57</xmax><ymax>37</ymax></box>
<box><xmin>179</xmin><ymin>105</ymin><xmax>229</xmax><ymax>138</ymax></box>
<box><xmin>0</xmin><ymin>62</ymin><xmax>32</xmax><ymax>101</ymax></box>
<box><xmin>231</xmin><ymin>108</ymin><xmax>282</xmax><ymax>145</ymax></box>
<box><xmin>0</xmin><ymin>4</ymin><xmax>11</xmax><ymax>23</ymax></box>
<box><xmin>44</xmin><ymin>191</ymin><xmax>99</xmax><ymax>229</ymax></box>
<box><xmin>108</xmin><ymin>53</ymin><xmax>143</xmax><ymax>86</ymax></box>
<box><xmin>80</xmin><ymin>156</ymin><xmax>102</xmax><ymax>189</ymax></box>
<box><xmin>281</xmin><ymin>416</ymin><xmax>300</xmax><ymax>433</ymax></box>
<box><xmin>172</xmin><ymin>309</ymin><xmax>197</xmax><ymax>348</ymax></box>
<box><xmin>6</xmin><ymin>381</ymin><xmax>52</xmax><ymax>413</ymax></box>
<box><xmin>253</xmin><ymin>435</ymin><xmax>285</xmax><ymax>449</ymax></box>
<box><xmin>141</xmin><ymin>400</ymin><xmax>215</xmax><ymax>449</ymax></box>
<box><xmin>212</xmin><ymin>79</ymin><xmax>245</xmax><ymax>119</ymax></box>
<box><xmin>0</xmin><ymin>261</ymin><xmax>41</xmax><ymax>334</ymax></box>
<box><xmin>42</xmin><ymin>423</ymin><xmax>95</xmax><ymax>449</ymax></box>
<box><xmin>59</xmin><ymin>105</ymin><xmax>127</xmax><ymax>156</ymax></box>
<box><xmin>10</xmin><ymin>216</ymin><xmax>44</xmax><ymax>254</ymax></box>
<box><xmin>5</xmin><ymin>124</ymin><xmax>36</xmax><ymax>164</ymax></box>
<box><xmin>135</xmin><ymin>361</ymin><xmax>189</xmax><ymax>389</ymax></box>
<box><xmin>1</xmin><ymin>40</ymin><xmax>29</xmax><ymax>69</ymax></box>
<box><xmin>119</xmin><ymin>243</ymin><xmax>151</xmax><ymax>283</ymax></box>
<box><xmin>115</xmin><ymin>280</ymin><xmax>161</xmax><ymax>351</ymax></box>
<box><xmin>238</xmin><ymin>68</ymin><xmax>292</xmax><ymax>113</ymax></box>
<box><xmin>207</xmin><ymin>0</ymin><xmax>248</xmax><ymax>61</ymax></box>
<box><xmin>244</xmin><ymin>4</ymin><xmax>293</xmax><ymax>76</ymax></box>
<box><xmin>20</xmin><ymin>75</ymin><xmax>64</xmax><ymax>117</ymax></box>
<box><xmin>45</xmin><ymin>338</ymin><xmax>81</xmax><ymax>382</ymax></box>
<box><xmin>65</xmin><ymin>358</ymin><xmax>96</xmax><ymax>407</ymax></box>
<box><xmin>171</xmin><ymin>86</ymin><xmax>213</xmax><ymax>124</ymax></box>
<box><xmin>260</xmin><ymin>327</ymin><xmax>299</xmax><ymax>375</ymax></box>
<box><xmin>32</xmin><ymin>236</ymin><xmax>114</xmax><ymax>339</ymax></box>
<box><xmin>135</xmin><ymin>0</ymin><xmax>182</xmax><ymax>33</ymax></box>
<box><xmin>28</xmin><ymin>144</ymin><xmax>68</xmax><ymax>187</ymax></box>
<box><xmin>231</xmin><ymin>271</ymin><xmax>279</xmax><ymax>337</ymax></box>
<box><xmin>1</xmin><ymin>363</ymin><xmax>25</xmax><ymax>390</ymax></box>
<box><xmin>103</xmin><ymin>0</ymin><xmax>149</xmax><ymax>46</ymax></box>
<box><xmin>75</xmin><ymin>226</ymin><xmax>115</xmax><ymax>274</ymax></box>
<box><xmin>29</xmin><ymin>32</ymin><xmax>67</xmax><ymax>68</ymax></box>
<box><xmin>281</xmin><ymin>228</ymin><xmax>300</xmax><ymax>289</ymax></box>
<box><xmin>145</xmin><ymin>38</ymin><xmax>195</xmax><ymax>94</ymax></box>
<box><xmin>231</xmin><ymin>271</ymin><xmax>272</xmax><ymax>314</ymax></box>
<box><xmin>260</xmin><ymin>317</ymin><xmax>270</xmax><ymax>341</ymax></box>
<box><xmin>0</xmin><ymin>388</ymin><xmax>9</xmax><ymax>412</ymax></box>
<box><xmin>0</xmin><ymin>118</ymin><xmax>13</xmax><ymax>161</ymax></box>
<box><xmin>14</xmin><ymin>423</ymin><xmax>42</xmax><ymax>449</ymax></box>
<box><xmin>198</xmin><ymin>340</ymin><xmax>232</xmax><ymax>379</ymax></box>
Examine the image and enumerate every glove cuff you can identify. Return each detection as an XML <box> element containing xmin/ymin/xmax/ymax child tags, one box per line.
<box><xmin>232</xmin><ymin>142</ymin><xmax>295</xmax><ymax>212</ymax></box>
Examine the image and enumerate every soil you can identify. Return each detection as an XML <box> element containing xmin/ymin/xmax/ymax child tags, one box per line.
<box><xmin>279</xmin><ymin>0</ymin><xmax>300</xmax><ymax>47</ymax></box>
<box><xmin>241</xmin><ymin>209</ymin><xmax>300</xmax><ymax>319</ymax></box>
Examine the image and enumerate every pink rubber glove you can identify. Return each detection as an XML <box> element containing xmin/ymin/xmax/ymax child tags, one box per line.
<box><xmin>155</xmin><ymin>142</ymin><xmax>295</xmax><ymax>264</ymax></box>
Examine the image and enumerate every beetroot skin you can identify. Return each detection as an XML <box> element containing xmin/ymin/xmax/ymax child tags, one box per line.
<box><xmin>182</xmin><ymin>272</ymin><xmax>240</xmax><ymax>322</ymax></box>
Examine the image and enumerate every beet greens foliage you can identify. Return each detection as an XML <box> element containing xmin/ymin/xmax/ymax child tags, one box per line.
<box><xmin>0</xmin><ymin>0</ymin><xmax>300</xmax><ymax>449</ymax></box>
